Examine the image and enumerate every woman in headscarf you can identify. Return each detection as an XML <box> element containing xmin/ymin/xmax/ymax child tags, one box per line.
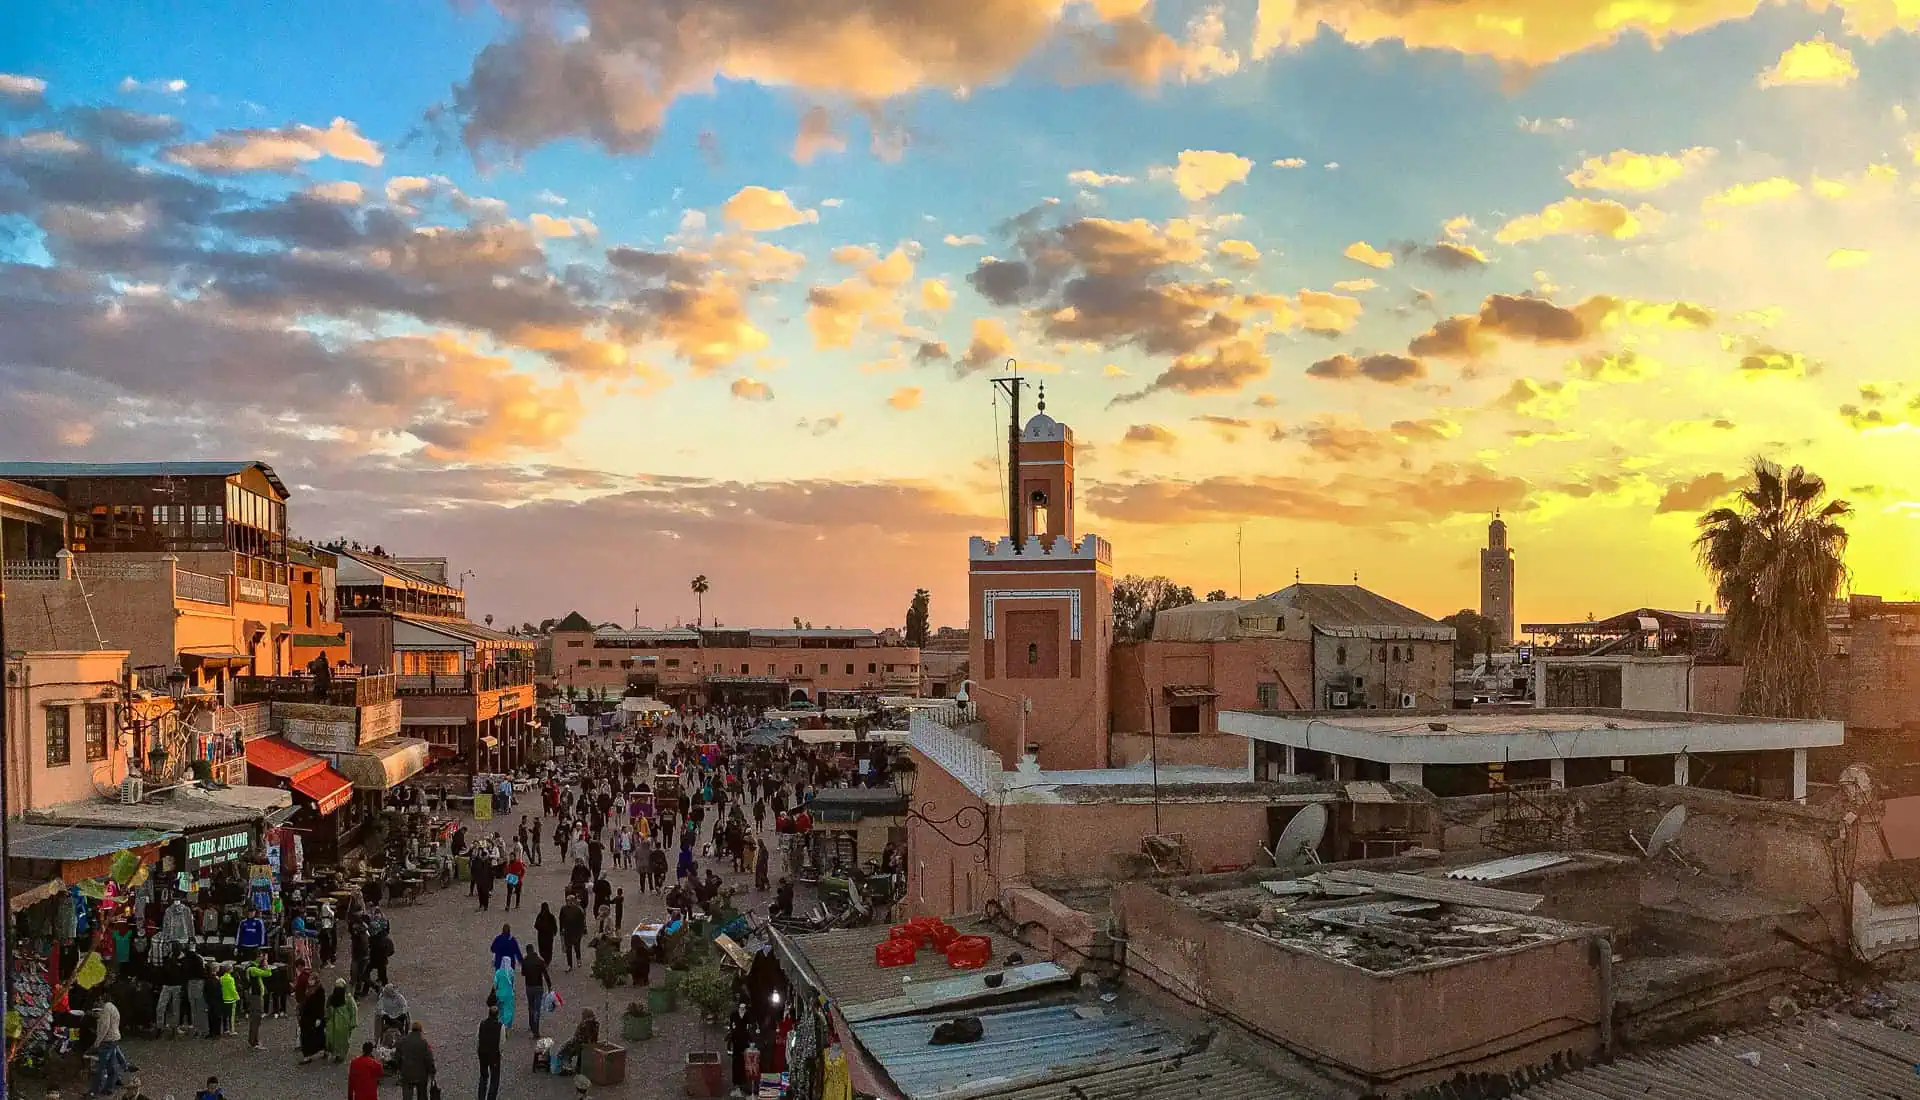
<box><xmin>491</xmin><ymin>962</ymin><xmax>517</xmax><ymax>1031</ymax></box>
<box><xmin>325</xmin><ymin>978</ymin><xmax>358</xmax><ymax>1062</ymax></box>
<box><xmin>297</xmin><ymin>979</ymin><xmax>328</xmax><ymax>1064</ymax></box>
<box><xmin>375</xmin><ymin>982</ymin><xmax>409</xmax><ymax>1043</ymax></box>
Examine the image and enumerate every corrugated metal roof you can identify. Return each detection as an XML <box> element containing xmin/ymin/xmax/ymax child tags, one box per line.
<box><xmin>842</xmin><ymin>963</ymin><xmax>1074</xmax><ymax>1024</ymax></box>
<box><xmin>0</xmin><ymin>461</ymin><xmax>287</xmax><ymax>497</ymax></box>
<box><xmin>1320</xmin><ymin>869</ymin><xmax>1546</xmax><ymax>912</ymax></box>
<box><xmin>1261</xmin><ymin>583</ymin><xmax>1453</xmax><ymax>639</ymax></box>
<box><xmin>853</xmin><ymin>1001</ymin><xmax>1185</xmax><ymax>1100</ymax></box>
<box><xmin>1515</xmin><ymin>993</ymin><xmax>1920</xmax><ymax>1099</ymax></box>
<box><xmin>777</xmin><ymin>922</ymin><xmax>1024</xmax><ymax>1010</ymax></box>
<box><xmin>6</xmin><ymin>823</ymin><xmax>176</xmax><ymax>862</ymax></box>
<box><xmin>30</xmin><ymin>785</ymin><xmax>287</xmax><ymax>832</ymax></box>
<box><xmin>984</xmin><ymin>1049</ymin><xmax>1310</xmax><ymax>1100</ymax></box>
<box><xmin>1445</xmin><ymin>853</ymin><xmax>1575</xmax><ymax>882</ymax></box>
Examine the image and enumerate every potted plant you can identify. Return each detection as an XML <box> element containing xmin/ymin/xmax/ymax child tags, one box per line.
<box><xmin>591</xmin><ymin>937</ymin><xmax>629</xmax><ymax>990</ymax></box>
<box><xmin>677</xmin><ymin>963</ymin><xmax>735</xmax><ymax>1027</ymax></box>
<box><xmin>647</xmin><ymin>970</ymin><xmax>678</xmax><ymax>1014</ymax></box>
<box><xmin>621</xmin><ymin>1000</ymin><xmax>653</xmax><ymax>1042</ymax></box>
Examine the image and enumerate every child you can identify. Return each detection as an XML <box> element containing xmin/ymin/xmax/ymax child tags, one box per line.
<box><xmin>195</xmin><ymin>1076</ymin><xmax>225</xmax><ymax>1100</ymax></box>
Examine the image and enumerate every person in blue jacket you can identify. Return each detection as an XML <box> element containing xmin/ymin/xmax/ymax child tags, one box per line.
<box><xmin>489</xmin><ymin>923</ymin><xmax>523</xmax><ymax>971</ymax></box>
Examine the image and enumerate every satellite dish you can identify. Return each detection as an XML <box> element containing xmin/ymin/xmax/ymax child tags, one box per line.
<box><xmin>1646</xmin><ymin>805</ymin><xmax>1687</xmax><ymax>858</ymax></box>
<box><xmin>1269</xmin><ymin>803</ymin><xmax>1329</xmax><ymax>867</ymax></box>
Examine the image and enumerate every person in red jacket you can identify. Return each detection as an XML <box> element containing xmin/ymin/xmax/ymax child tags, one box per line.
<box><xmin>347</xmin><ymin>1041</ymin><xmax>383</xmax><ymax>1100</ymax></box>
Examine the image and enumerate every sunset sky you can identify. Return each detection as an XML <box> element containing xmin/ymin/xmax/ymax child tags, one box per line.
<box><xmin>4</xmin><ymin>0</ymin><xmax>1918</xmax><ymax>632</ymax></box>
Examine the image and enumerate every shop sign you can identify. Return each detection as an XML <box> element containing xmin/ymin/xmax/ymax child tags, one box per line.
<box><xmin>185</xmin><ymin>827</ymin><xmax>252</xmax><ymax>869</ymax></box>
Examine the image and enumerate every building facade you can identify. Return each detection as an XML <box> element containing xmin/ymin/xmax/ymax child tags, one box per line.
<box><xmin>1479</xmin><ymin>512</ymin><xmax>1516</xmax><ymax>648</ymax></box>
<box><xmin>3</xmin><ymin>650</ymin><xmax>133</xmax><ymax>815</ymax></box>
<box><xmin>542</xmin><ymin>620</ymin><xmax>923</xmax><ymax>708</ymax></box>
<box><xmin>288</xmin><ymin>540</ymin><xmax>351</xmax><ymax>668</ymax></box>
<box><xmin>1259</xmin><ymin>583</ymin><xmax>1454</xmax><ymax>711</ymax></box>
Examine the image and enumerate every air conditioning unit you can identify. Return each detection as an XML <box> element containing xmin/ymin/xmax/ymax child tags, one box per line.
<box><xmin>1329</xmin><ymin>691</ymin><xmax>1350</xmax><ymax>709</ymax></box>
<box><xmin>119</xmin><ymin>776</ymin><xmax>144</xmax><ymax>805</ymax></box>
<box><xmin>1400</xmin><ymin>692</ymin><xmax>1418</xmax><ymax>709</ymax></box>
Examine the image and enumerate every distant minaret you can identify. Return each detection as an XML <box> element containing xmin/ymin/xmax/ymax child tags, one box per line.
<box><xmin>1480</xmin><ymin>511</ymin><xmax>1516</xmax><ymax>648</ymax></box>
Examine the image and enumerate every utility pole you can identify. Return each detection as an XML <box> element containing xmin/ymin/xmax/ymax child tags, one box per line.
<box><xmin>1</xmin><ymin>534</ymin><xmax>11</xmax><ymax>1100</ymax></box>
<box><xmin>991</xmin><ymin>362</ymin><xmax>1024</xmax><ymax>553</ymax></box>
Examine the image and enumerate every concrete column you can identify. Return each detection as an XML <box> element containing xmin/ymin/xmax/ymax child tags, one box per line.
<box><xmin>1284</xmin><ymin>745</ymin><xmax>1297</xmax><ymax>777</ymax></box>
<box><xmin>1672</xmin><ymin>753</ymin><xmax>1689</xmax><ymax>787</ymax></box>
<box><xmin>1793</xmin><ymin>748</ymin><xmax>1808</xmax><ymax>804</ymax></box>
<box><xmin>1388</xmin><ymin>761</ymin><xmax>1424</xmax><ymax>785</ymax></box>
<box><xmin>1548</xmin><ymin>758</ymin><xmax>1565</xmax><ymax>788</ymax></box>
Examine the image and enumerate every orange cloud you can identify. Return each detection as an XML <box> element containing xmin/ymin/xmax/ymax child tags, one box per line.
<box><xmin>1759</xmin><ymin>36</ymin><xmax>1858</xmax><ymax>87</ymax></box>
<box><xmin>792</xmin><ymin>106</ymin><xmax>847</xmax><ymax>163</ymax></box>
<box><xmin>731</xmin><ymin>377</ymin><xmax>774</xmax><ymax>402</ymax></box>
<box><xmin>1123</xmin><ymin>423</ymin><xmax>1178</xmax><ymax>447</ymax></box>
<box><xmin>1495</xmin><ymin>197</ymin><xmax>1657</xmax><ymax>243</ymax></box>
<box><xmin>164</xmin><ymin>117</ymin><xmax>383</xmax><ymax>172</ymax></box>
<box><xmin>1306</xmin><ymin>352</ymin><xmax>1426</xmax><ymax>384</ymax></box>
<box><xmin>1566</xmin><ymin>148</ymin><xmax>1713</xmax><ymax>192</ymax></box>
<box><xmin>886</xmin><ymin>386</ymin><xmax>922</xmax><ymax>411</ymax></box>
<box><xmin>721</xmin><ymin>186</ymin><xmax>818</xmax><ymax>231</ymax></box>
<box><xmin>1343</xmin><ymin>240</ymin><xmax>1395</xmax><ymax>268</ymax></box>
<box><xmin>1162</xmin><ymin>149</ymin><xmax>1252</xmax><ymax>200</ymax></box>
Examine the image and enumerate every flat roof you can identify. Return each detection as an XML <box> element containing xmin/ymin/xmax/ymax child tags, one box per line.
<box><xmin>0</xmin><ymin>460</ymin><xmax>288</xmax><ymax>497</ymax></box>
<box><xmin>1219</xmin><ymin>707</ymin><xmax>1843</xmax><ymax>765</ymax></box>
<box><xmin>1229</xmin><ymin>899</ymin><xmax>1592</xmax><ymax>975</ymax></box>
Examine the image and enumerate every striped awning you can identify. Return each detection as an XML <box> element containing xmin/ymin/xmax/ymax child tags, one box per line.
<box><xmin>328</xmin><ymin>738</ymin><xmax>431</xmax><ymax>791</ymax></box>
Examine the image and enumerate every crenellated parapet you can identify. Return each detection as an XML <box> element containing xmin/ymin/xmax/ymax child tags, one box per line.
<box><xmin>968</xmin><ymin>533</ymin><xmax>1112</xmax><ymax>565</ymax></box>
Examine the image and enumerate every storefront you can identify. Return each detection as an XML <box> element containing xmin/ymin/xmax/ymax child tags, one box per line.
<box><xmin>246</xmin><ymin>736</ymin><xmax>359</xmax><ymax>863</ymax></box>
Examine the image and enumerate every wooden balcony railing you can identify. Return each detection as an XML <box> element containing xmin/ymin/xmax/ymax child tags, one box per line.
<box><xmin>235</xmin><ymin>673</ymin><xmax>398</xmax><ymax>707</ymax></box>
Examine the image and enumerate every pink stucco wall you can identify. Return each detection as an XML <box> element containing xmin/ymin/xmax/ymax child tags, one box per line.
<box><xmin>5</xmin><ymin>651</ymin><xmax>132</xmax><ymax>815</ymax></box>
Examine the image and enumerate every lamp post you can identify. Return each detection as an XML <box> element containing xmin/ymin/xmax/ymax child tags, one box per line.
<box><xmin>889</xmin><ymin>757</ymin><xmax>989</xmax><ymax>865</ymax></box>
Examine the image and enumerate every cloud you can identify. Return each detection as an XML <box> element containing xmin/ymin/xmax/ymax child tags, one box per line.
<box><xmin>1123</xmin><ymin>423</ymin><xmax>1178</xmax><ymax>447</ymax></box>
<box><xmin>1390</xmin><ymin>418</ymin><xmax>1460</xmax><ymax>442</ymax></box>
<box><xmin>1296</xmin><ymin>289</ymin><xmax>1363</xmax><ymax>335</ymax></box>
<box><xmin>1759</xmin><ymin>36</ymin><xmax>1858</xmax><ymax>87</ymax></box>
<box><xmin>1343</xmin><ymin>240</ymin><xmax>1394</xmax><ymax>268</ymax></box>
<box><xmin>1112</xmin><ymin>337</ymin><xmax>1269</xmax><ymax>403</ymax></box>
<box><xmin>1191</xmin><ymin>414</ymin><xmax>1252</xmax><ymax>438</ymax></box>
<box><xmin>1495</xmin><ymin>197</ymin><xmax>1657</xmax><ymax>243</ymax></box>
<box><xmin>1703</xmin><ymin>177</ymin><xmax>1802</xmax><ymax>208</ymax></box>
<box><xmin>1493</xmin><ymin>377</ymin><xmax>1580</xmax><ymax>419</ymax></box>
<box><xmin>1566</xmin><ymin>147</ymin><xmax>1713</xmax><ymax>192</ymax></box>
<box><xmin>443</xmin><ymin>0</ymin><xmax>1194</xmax><ymax>158</ymax></box>
<box><xmin>793</xmin><ymin>106</ymin><xmax>846</xmax><ymax>163</ymax></box>
<box><xmin>797</xmin><ymin>413</ymin><xmax>844</xmax><ymax>436</ymax></box>
<box><xmin>959</xmin><ymin>316</ymin><xmax>1016</xmax><ymax>374</ymax></box>
<box><xmin>1568</xmin><ymin>349</ymin><xmax>1661</xmax><ymax>382</ymax></box>
<box><xmin>385</xmin><ymin>175</ymin><xmax>434</xmax><ymax>205</ymax></box>
<box><xmin>307</xmin><ymin>180</ymin><xmax>365</xmax><ymax>204</ymax></box>
<box><xmin>805</xmin><ymin>246</ymin><xmax>915</xmax><ymax>347</ymax></box>
<box><xmin>69</xmin><ymin>107</ymin><xmax>184</xmax><ymax>145</ymax></box>
<box><xmin>162</xmin><ymin>117</ymin><xmax>383</xmax><ymax>173</ymax></box>
<box><xmin>1655</xmin><ymin>472</ymin><xmax>1738</xmax><ymax>514</ymax></box>
<box><xmin>0</xmin><ymin>73</ymin><xmax>48</xmax><ymax>104</ymax></box>
<box><xmin>1518</xmin><ymin>116</ymin><xmax>1575</xmax><ymax>133</ymax></box>
<box><xmin>943</xmin><ymin>233</ymin><xmax>984</xmax><ymax>247</ymax></box>
<box><xmin>1414</xmin><ymin>240</ymin><xmax>1488</xmax><ymax>269</ymax></box>
<box><xmin>529</xmin><ymin>212</ymin><xmax>598</xmax><ymax>237</ymax></box>
<box><xmin>1408</xmin><ymin>293</ymin><xmax>1613</xmax><ymax>360</ymax></box>
<box><xmin>920</xmin><ymin>278</ymin><xmax>953</xmax><ymax>311</ymax></box>
<box><xmin>118</xmin><ymin>76</ymin><xmax>188</xmax><ymax>95</ymax></box>
<box><xmin>1068</xmin><ymin>169</ymin><xmax>1134</xmax><ymax>188</ymax></box>
<box><xmin>1271</xmin><ymin>157</ymin><xmax>1306</xmax><ymax>168</ymax></box>
<box><xmin>886</xmin><ymin>386</ymin><xmax>922</xmax><ymax>410</ymax></box>
<box><xmin>1090</xmin><ymin>462</ymin><xmax>1529</xmax><ymax>525</ymax></box>
<box><xmin>730</xmin><ymin>377</ymin><xmax>774</xmax><ymax>401</ymax></box>
<box><xmin>1306</xmin><ymin>352</ymin><xmax>1426</xmax><ymax>384</ymax></box>
<box><xmin>1161</xmin><ymin>149</ymin><xmax>1252</xmax><ymax>201</ymax></box>
<box><xmin>1735</xmin><ymin>343</ymin><xmax>1813</xmax><ymax>377</ymax></box>
<box><xmin>1333</xmin><ymin>277</ymin><xmax>1378</xmax><ymax>292</ymax></box>
<box><xmin>1827</xmin><ymin>247</ymin><xmax>1871</xmax><ymax>269</ymax></box>
<box><xmin>720</xmin><ymin>185</ymin><xmax>818</xmax><ymax>231</ymax></box>
<box><xmin>1216</xmin><ymin>239</ymin><xmax>1261</xmax><ymax>265</ymax></box>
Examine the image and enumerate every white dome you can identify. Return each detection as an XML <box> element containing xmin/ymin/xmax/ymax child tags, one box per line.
<box><xmin>1022</xmin><ymin>412</ymin><xmax>1068</xmax><ymax>442</ymax></box>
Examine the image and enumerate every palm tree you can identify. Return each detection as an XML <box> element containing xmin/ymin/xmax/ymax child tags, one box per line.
<box><xmin>1695</xmin><ymin>457</ymin><xmax>1851</xmax><ymax>718</ymax></box>
<box><xmin>691</xmin><ymin>574</ymin><xmax>710</xmax><ymax>627</ymax></box>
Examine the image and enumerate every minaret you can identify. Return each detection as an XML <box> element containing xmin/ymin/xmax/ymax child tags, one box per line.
<box><xmin>1479</xmin><ymin>511</ymin><xmax>1515</xmax><ymax>648</ymax></box>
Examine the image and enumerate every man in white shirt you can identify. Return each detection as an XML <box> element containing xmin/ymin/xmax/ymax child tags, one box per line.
<box><xmin>86</xmin><ymin>996</ymin><xmax>128</xmax><ymax>1098</ymax></box>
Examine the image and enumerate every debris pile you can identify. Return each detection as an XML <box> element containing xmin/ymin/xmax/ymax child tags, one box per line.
<box><xmin>1228</xmin><ymin>900</ymin><xmax>1568</xmax><ymax>973</ymax></box>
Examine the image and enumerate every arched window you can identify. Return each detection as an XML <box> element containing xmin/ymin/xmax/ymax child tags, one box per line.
<box><xmin>1336</xmin><ymin>645</ymin><xmax>1347</xmax><ymax>666</ymax></box>
<box><xmin>1027</xmin><ymin>642</ymin><xmax>1040</xmax><ymax>666</ymax></box>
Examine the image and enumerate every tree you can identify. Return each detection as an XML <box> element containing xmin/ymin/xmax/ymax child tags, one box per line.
<box><xmin>1112</xmin><ymin>575</ymin><xmax>1196</xmax><ymax>641</ymax></box>
<box><xmin>691</xmin><ymin>574</ymin><xmax>710</xmax><ymax>627</ymax></box>
<box><xmin>905</xmin><ymin>589</ymin><xmax>932</xmax><ymax>647</ymax></box>
<box><xmin>538</xmin><ymin>618</ymin><xmax>557</xmax><ymax>633</ymax></box>
<box><xmin>1440</xmin><ymin>610</ymin><xmax>1499</xmax><ymax>666</ymax></box>
<box><xmin>1696</xmin><ymin>457</ymin><xmax>1851</xmax><ymax>718</ymax></box>
<box><xmin>1205</xmin><ymin>589</ymin><xmax>1229</xmax><ymax>602</ymax></box>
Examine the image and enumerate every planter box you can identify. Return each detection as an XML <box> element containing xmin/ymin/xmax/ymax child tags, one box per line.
<box><xmin>586</xmin><ymin>1041</ymin><xmax>627</xmax><ymax>1087</ymax></box>
<box><xmin>647</xmin><ymin>985</ymin><xmax>677</xmax><ymax>1014</ymax></box>
<box><xmin>684</xmin><ymin>1051</ymin><xmax>725</xmax><ymax>1098</ymax></box>
<box><xmin>622</xmin><ymin>1013</ymin><xmax>654</xmax><ymax>1041</ymax></box>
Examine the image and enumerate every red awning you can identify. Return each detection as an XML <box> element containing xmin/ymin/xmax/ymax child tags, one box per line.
<box><xmin>291</xmin><ymin>765</ymin><xmax>355</xmax><ymax>816</ymax></box>
<box><xmin>246</xmin><ymin>736</ymin><xmax>326</xmax><ymax>779</ymax></box>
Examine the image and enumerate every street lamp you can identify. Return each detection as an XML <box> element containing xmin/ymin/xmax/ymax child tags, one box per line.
<box><xmin>889</xmin><ymin>756</ymin><xmax>989</xmax><ymax>865</ymax></box>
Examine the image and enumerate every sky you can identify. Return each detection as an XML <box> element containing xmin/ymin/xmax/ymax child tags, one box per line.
<box><xmin>3</xmin><ymin>0</ymin><xmax>1919</xmax><ymax>633</ymax></box>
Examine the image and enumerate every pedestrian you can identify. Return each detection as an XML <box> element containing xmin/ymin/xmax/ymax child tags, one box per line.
<box><xmin>349</xmin><ymin>920</ymin><xmax>370</xmax><ymax>996</ymax></box>
<box><xmin>587</xmin><ymin>835</ymin><xmax>604</xmax><ymax>880</ymax></box>
<box><xmin>200</xmin><ymin>959</ymin><xmax>223</xmax><ymax>1038</ymax></box>
<box><xmin>533</xmin><ymin>901</ymin><xmax>558</xmax><ymax>962</ymax></box>
<box><xmin>474</xmin><ymin>851</ymin><xmax>495</xmax><ymax>911</ymax></box>
<box><xmin>267</xmin><ymin>952</ymin><xmax>291</xmax><ymax>1017</ymax></box>
<box><xmin>217</xmin><ymin>962</ymin><xmax>240</xmax><ymax>1039</ymax></box>
<box><xmin>154</xmin><ymin>948</ymin><xmax>186</xmax><ymax>1034</ymax></box>
<box><xmin>559</xmin><ymin>897</ymin><xmax>587</xmax><ymax>971</ymax></box>
<box><xmin>195</xmin><ymin>1075</ymin><xmax>226</xmax><ymax>1100</ymax></box>
<box><xmin>84</xmin><ymin>994</ymin><xmax>127</xmax><ymax>1097</ymax></box>
<box><xmin>614</xmin><ymin>887</ymin><xmax>626</xmax><ymax>931</ymax></box>
<box><xmin>348</xmin><ymin>1041</ymin><xmax>384</xmax><ymax>1100</ymax></box>
<box><xmin>504</xmin><ymin>855</ymin><xmax>525</xmax><ymax>910</ymax></box>
<box><xmin>489</xmin><ymin>923</ymin><xmax>522</xmax><ymax>972</ymax></box>
<box><xmin>369</xmin><ymin>923</ymin><xmax>395</xmax><ymax>992</ymax></box>
<box><xmin>677</xmin><ymin>842</ymin><xmax>696</xmax><ymax>882</ymax></box>
<box><xmin>521</xmin><ymin>949</ymin><xmax>550</xmax><ymax>1039</ymax></box>
<box><xmin>326</xmin><ymin>978</ymin><xmax>358</xmax><ymax>1063</ymax></box>
<box><xmin>491</xmin><ymin>962</ymin><xmax>517</xmax><ymax>1031</ymax></box>
<box><xmin>476</xmin><ymin>1004</ymin><xmax>503</xmax><ymax>1100</ymax></box>
<box><xmin>318</xmin><ymin>900</ymin><xmax>338</xmax><ymax>967</ymax></box>
<box><xmin>297</xmin><ymin>981</ymin><xmax>328</xmax><ymax>1064</ymax></box>
<box><xmin>627</xmin><ymin>931</ymin><xmax>652</xmax><ymax>988</ymax></box>
<box><xmin>394</xmin><ymin>1021</ymin><xmax>436</xmax><ymax>1100</ymax></box>
<box><xmin>649</xmin><ymin>846</ymin><xmax>668</xmax><ymax>893</ymax></box>
<box><xmin>530</xmin><ymin>819</ymin><xmax>544</xmax><ymax>865</ymax></box>
<box><xmin>243</xmin><ymin>955</ymin><xmax>271</xmax><ymax>1050</ymax></box>
<box><xmin>754</xmin><ymin>839</ymin><xmax>770</xmax><ymax>892</ymax></box>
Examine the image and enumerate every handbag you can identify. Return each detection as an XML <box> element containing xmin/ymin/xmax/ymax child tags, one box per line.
<box><xmin>428</xmin><ymin>1081</ymin><xmax>443</xmax><ymax>1100</ymax></box>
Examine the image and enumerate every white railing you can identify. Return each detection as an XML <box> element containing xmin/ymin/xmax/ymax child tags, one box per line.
<box><xmin>176</xmin><ymin>569</ymin><xmax>231</xmax><ymax>605</ymax></box>
<box><xmin>908</xmin><ymin>709</ymin><xmax>1003</xmax><ymax>797</ymax></box>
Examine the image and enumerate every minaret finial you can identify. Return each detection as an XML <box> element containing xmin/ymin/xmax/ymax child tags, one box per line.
<box><xmin>1036</xmin><ymin>382</ymin><xmax>1046</xmax><ymax>413</ymax></box>
<box><xmin>1294</xmin><ymin>567</ymin><xmax>1301</xmax><ymax>583</ymax></box>
<box><xmin>1353</xmin><ymin>570</ymin><xmax>1359</xmax><ymax>584</ymax></box>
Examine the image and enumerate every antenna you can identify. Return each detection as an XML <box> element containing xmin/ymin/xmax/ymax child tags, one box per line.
<box><xmin>1265</xmin><ymin>803</ymin><xmax>1328</xmax><ymax>867</ymax></box>
<box><xmin>1237</xmin><ymin>526</ymin><xmax>1244</xmax><ymax>599</ymax></box>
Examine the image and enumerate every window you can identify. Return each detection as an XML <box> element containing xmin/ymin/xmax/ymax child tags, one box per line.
<box><xmin>819</xmin><ymin>663</ymin><xmax>829</xmax><ymax>675</ymax></box>
<box><xmin>665</xmin><ymin>659</ymin><xmax>680</xmax><ymax>669</ymax></box>
<box><xmin>1391</xmin><ymin>646</ymin><xmax>1401</xmax><ymax>662</ymax></box>
<box><xmin>1336</xmin><ymin>646</ymin><xmax>1347</xmax><ymax>665</ymax></box>
<box><xmin>304</xmin><ymin>591</ymin><xmax>314</xmax><ymax>626</ymax></box>
<box><xmin>793</xmin><ymin>664</ymin><xmax>804</xmax><ymax>675</ymax></box>
<box><xmin>1256</xmin><ymin>682</ymin><xmax>1280</xmax><ymax>710</ymax></box>
<box><xmin>620</xmin><ymin>659</ymin><xmax>635</xmax><ymax>669</ymax></box>
<box><xmin>740</xmin><ymin>664</ymin><xmax>750</xmax><ymax>674</ymax></box>
<box><xmin>845</xmin><ymin>663</ymin><xmax>854</xmax><ymax>675</ymax></box>
<box><xmin>576</xmin><ymin>658</ymin><xmax>591</xmax><ymax>667</ymax></box>
<box><xmin>85</xmin><ymin>704</ymin><xmax>110</xmax><ymax>762</ymax></box>
<box><xmin>598</xmin><ymin>660</ymin><xmax>613</xmax><ymax>668</ymax></box>
<box><xmin>566</xmin><ymin>641</ymin><xmax>584</xmax><ymax>648</ymax></box>
<box><xmin>767</xmin><ymin>664</ymin><xmax>776</xmax><ymax>675</ymax></box>
<box><xmin>1026</xmin><ymin>643</ymin><xmax>1040</xmax><ymax>665</ymax></box>
<box><xmin>45</xmin><ymin>707</ymin><xmax>71</xmax><ymax>766</ymax></box>
<box><xmin>1168</xmin><ymin>704</ymin><xmax>1202</xmax><ymax>734</ymax></box>
<box><xmin>868</xmin><ymin>663</ymin><xmax>877</xmax><ymax>674</ymax></box>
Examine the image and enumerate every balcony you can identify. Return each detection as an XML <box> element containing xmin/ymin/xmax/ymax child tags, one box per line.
<box><xmin>396</xmin><ymin>663</ymin><xmax>533</xmax><ymax>696</ymax></box>
<box><xmin>236</xmin><ymin>672</ymin><xmax>398</xmax><ymax>707</ymax></box>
